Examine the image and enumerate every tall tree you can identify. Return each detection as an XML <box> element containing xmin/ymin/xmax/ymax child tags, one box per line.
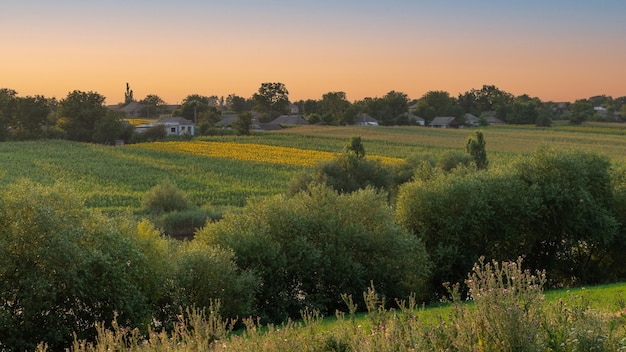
<box><xmin>253</xmin><ymin>82</ymin><xmax>289</xmax><ymax>122</ymax></box>
<box><xmin>124</xmin><ymin>82</ymin><xmax>134</xmax><ymax>104</ymax></box>
<box><xmin>139</xmin><ymin>94</ymin><xmax>166</xmax><ymax>118</ymax></box>
<box><xmin>57</xmin><ymin>90</ymin><xmax>108</xmax><ymax>142</ymax></box>
<box><xmin>320</xmin><ymin>91</ymin><xmax>350</xmax><ymax>124</ymax></box>
<box><xmin>414</xmin><ymin>90</ymin><xmax>463</xmax><ymax>123</ymax></box>
<box><xmin>12</xmin><ymin>95</ymin><xmax>51</xmax><ymax>140</ymax></box>
<box><xmin>0</xmin><ymin>88</ymin><xmax>17</xmax><ymax>141</ymax></box>
<box><xmin>570</xmin><ymin>99</ymin><xmax>593</xmax><ymax>125</ymax></box>
<box><xmin>466</xmin><ymin>131</ymin><xmax>488</xmax><ymax>170</ymax></box>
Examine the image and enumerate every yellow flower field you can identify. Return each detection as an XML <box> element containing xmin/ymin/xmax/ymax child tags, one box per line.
<box><xmin>130</xmin><ymin>141</ymin><xmax>402</xmax><ymax>167</ymax></box>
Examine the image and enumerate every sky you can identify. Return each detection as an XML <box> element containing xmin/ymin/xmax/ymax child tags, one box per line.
<box><xmin>2</xmin><ymin>0</ymin><xmax>625</xmax><ymax>105</ymax></box>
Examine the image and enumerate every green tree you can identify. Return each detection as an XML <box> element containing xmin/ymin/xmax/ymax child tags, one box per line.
<box><xmin>12</xmin><ymin>95</ymin><xmax>51</xmax><ymax>140</ymax></box>
<box><xmin>344</xmin><ymin>135</ymin><xmax>365</xmax><ymax>158</ymax></box>
<box><xmin>139</xmin><ymin>94</ymin><xmax>166</xmax><ymax>118</ymax></box>
<box><xmin>197</xmin><ymin>185</ymin><xmax>432</xmax><ymax>322</ymax></box>
<box><xmin>414</xmin><ymin>90</ymin><xmax>463</xmax><ymax>123</ymax></box>
<box><xmin>0</xmin><ymin>88</ymin><xmax>17</xmax><ymax>141</ymax></box>
<box><xmin>320</xmin><ymin>91</ymin><xmax>350</xmax><ymax>124</ymax></box>
<box><xmin>56</xmin><ymin>90</ymin><xmax>108</xmax><ymax>142</ymax></box>
<box><xmin>570</xmin><ymin>99</ymin><xmax>593</xmax><ymax>124</ymax></box>
<box><xmin>226</xmin><ymin>94</ymin><xmax>251</xmax><ymax>113</ymax></box>
<box><xmin>466</xmin><ymin>131</ymin><xmax>488</xmax><ymax>170</ymax></box>
<box><xmin>124</xmin><ymin>82</ymin><xmax>134</xmax><ymax>104</ymax></box>
<box><xmin>253</xmin><ymin>82</ymin><xmax>289</xmax><ymax>122</ymax></box>
<box><xmin>0</xmin><ymin>181</ymin><xmax>164</xmax><ymax>350</ymax></box>
<box><xmin>232</xmin><ymin>111</ymin><xmax>253</xmax><ymax>136</ymax></box>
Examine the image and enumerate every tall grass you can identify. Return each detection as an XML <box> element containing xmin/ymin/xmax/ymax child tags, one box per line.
<box><xmin>62</xmin><ymin>260</ymin><xmax>626</xmax><ymax>351</ymax></box>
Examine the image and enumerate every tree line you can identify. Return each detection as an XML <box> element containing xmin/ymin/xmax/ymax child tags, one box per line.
<box><xmin>1</xmin><ymin>83</ymin><xmax>625</xmax><ymax>144</ymax></box>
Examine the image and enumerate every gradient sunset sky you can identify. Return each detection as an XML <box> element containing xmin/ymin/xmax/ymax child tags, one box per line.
<box><xmin>2</xmin><ymin>0</ymin><xmax>625</xmax><ymax>105</ymax></box>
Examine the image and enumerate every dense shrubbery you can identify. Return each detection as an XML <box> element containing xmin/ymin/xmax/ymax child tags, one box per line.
<box><xmin>197</xmin><ymin>185</ymin><xmax>432</xmax><ymax>323</ymax></box>
<box><xmin>0</xmin><ymin>181</ymin><xmax>166</xmax><ymax>351</ymax></box>
<box><xmin>397</xmin><ymin>147</ymin><xmax>626</xmax><ymax>296</ymax></box>
<box><xmin>68</xmin><ymin>258</ymin><xmax>626</xmax><ymax>351</ymax></box>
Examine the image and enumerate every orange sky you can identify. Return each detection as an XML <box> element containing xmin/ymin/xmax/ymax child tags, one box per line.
<box><xmin>2</xmin><ymin>1</ymin><xmax>625</xmax><ymax>104</ymax></box>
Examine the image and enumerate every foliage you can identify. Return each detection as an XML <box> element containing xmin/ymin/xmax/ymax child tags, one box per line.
<box><xmin>197</xmin><ymin>185</ymin><xmax>432</xmax><ymax>323</ymax></box>
<box><xmin>414</xmin><ymin>90</ymin><xmax>463</xmax><ymax>123</ymax></box>
<box><xmin>465</xmin><ymin>130</ymin><xmax>488</xmax><ymax>170</ymax></box>
<box><xmin>142</xmin><ymin>178</ymin><xmax>192</xmax><ymax>214</ymax></box>
<box><xmin>232</xmin><ymin>111</ymin><xmax>253</xmax><ymax>136</ymax></box>
<box><xmin>397</xmin><ymin>147</ymin><xmax>622</xmax><ymax>294</ymax></box>
<box><xmin>156</xmin><ymin>208</ymin><xmax>210</xmax><ymax>238</ymax></box>
<box><xmin>0</xmin><ymin>181</ymin><xmax>166</xmax><ymax>351</ymax></box>
<box><xmin>253</xmin><ymin>82</ymin><xmax>290</xmax><ymax>121</ymax></box>
<box><xmin>343</xmin><ymin>135</ymin><xmax>365</xmax><ymax>158</ymax></box>
<box><xmin>435</xmin><ymin>150</ymin><xmax>472</xmax><ymax>172</ymax></box>
<box><xmin>57</xmin><ymin>90</ymin><xmax>109</xmax><ymax>142</ymax></box>
<box><xmin>66</xmin><ymin>264</ymin><xmax>626</xmax><ymax>352</ymax></box>
<box><xmin>570</xmin><ymin>99</ymin><xmax>594</xmax><ymax>124</ymax></box>
<box><xmin>169</xmin><ymin>241</ymin><xmax>258</xmax><ymax>321</ymax></box>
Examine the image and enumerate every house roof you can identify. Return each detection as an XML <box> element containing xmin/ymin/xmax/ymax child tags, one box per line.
<box><xmin>485</xmin><ymin>116</ymin><xmax>504</xmax><ymax>124</ymax></box>
<box><xmin>403</xmin><ymin>112</ymin><xmax>424</xmax><ymax>122</ymax></box>
<box><xmin>157</xmin><ymin>116</ymin><xmax>194</xmax><ymax>125</ymax></box>
<box><xmin>355</xmin><ymin>113</ymin><xmax>378</xmax><ymax>123</ymax></box>
<box><xmin>270</xmin><ymin>115</ymin><xmax>309</xmax><ymax>125</ymax></box>
<box><xmin>120</xmin><ymin>101</ymin><xmax>145</xmax><ymax>113</ymax></box>
<box><xmin>429</xmin><ymin>116</ymin><xmax>458</xmax><ymax>126</ymax></box>
<box><xmin>216</xmin><ymin>114</ymin><xmax>238</xmax><ymax>126</ymax></box>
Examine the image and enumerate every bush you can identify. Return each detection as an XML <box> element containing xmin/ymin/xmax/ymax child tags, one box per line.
<box><xmin>397</xmin><ymin>147</ymin><xmax>622</xmax><ymax>293</ymax></box>
<box><xmin>197</xmin><ymin>185</ymin><xmax>432</xmax><ymax>322</ymax></box>
<box><xmin>142</xmin><ymin>179</ymin><xmax>192</xmax><ymax>214</ymax></box>
<box><xmin>157</xmin><ymin>208</ymin><xmax>210</xmax><ymax>238</ymax></box>
<box><xmin>290</xmin><ymin>153</ymin><xmax>393</xmax><ymax>196</ymax></box>
<box><xmin>169</xmin><ymin>241</ymin><xmax>258</xmax><ymax>320</ymax></box>
<box><xmin>0</xmin><ymin>181</ymin><xmax>167</xmax><ymax>351</ymax></box>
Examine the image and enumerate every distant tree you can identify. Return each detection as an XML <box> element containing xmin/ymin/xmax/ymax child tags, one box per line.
<box><xmin>226</xmin><ymin>94</ymin><xmax>250</xmax><ymax>113</ymax></box>
<box><xmin>506</xmin><ymin>99</ymin><xmax>539</xmax><ymax>124</ymax></box>
<box><xmin>414</xmin><ymin>90</ymin><xmax>463</xmax><ymax>123</ymax></box>
<box><xmin>344</xmin><ymin>135</ymin><xmax>365</xmax><ymax>159</ymax></box>
<box><xmin>466</xmin><ymin>131</ymin><xmax>488</xmax><ymax>170</ymax></box>
<box><xmin>302</xmin><ymin>99</ymin><xmax>319</xmax><ymax>115</ymax></box>
<box><xmin>0</xmin><ymin>88</ymin><xmax>17</xmax><ymax>141</ymax></box>
<box><xmin>139</xmin><ymin>94</ymin><xmax>167</xmax><ymax>118</ymax></box>
<box><xmin>12</xmin><ymin>95</ymin><xmax>51</xmax><ymax>140</ymax></box>
<box><xmin>57</xmin><ymin>90</ymin><xmax>108</xmax><ymax>142</ymax></box>
<box><xmin>253</xmin><ymin>82</ymin><xmax>289</xmax><ymax>122</ymax></box>
<box><xmin>179</xmin><ymin>94</ymin><xmax>212</xmax><ymax>122</ymax></box>
<box><xmin>92</xmin><ymin>110</ymin><xmax>132</xmax><ymax>144</ymax></box>
<box><xmin>124</xmin><ymin>82</ymin><xmax>134</xmax><ymax>104</ymax></box>
<box><xmin>570</xmin><ymin>99</ymin><xmax>593</xmax><ymax>125</ymax></box>
<box><xmin>232</xmin><ymin>111</ymin><xmax>253</xmax><ymax>136</ymax></box>
<box><xmin>320</xmin><ymin>91</ymin><xmax>350</xmax><ymax>123</ymax></box>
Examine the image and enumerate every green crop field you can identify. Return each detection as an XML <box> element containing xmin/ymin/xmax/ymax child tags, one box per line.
<box><xmin>2</xmin><ymin>122</ymin><xmax>626</xmax><ymax>213</ymax></box>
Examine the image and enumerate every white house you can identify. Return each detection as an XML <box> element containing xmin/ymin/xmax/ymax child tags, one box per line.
<box><xmin>135</xmin><ymin>116</ymin><xmax>195</xmax><ymax>136</ymax></box>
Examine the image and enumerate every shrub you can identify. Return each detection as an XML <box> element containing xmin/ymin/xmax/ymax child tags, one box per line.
<box><xmin>197</xmin><ymin>185</ymin><xmax>432</xmax><ymax>322</ymax></box>
<box><xmin>290</xmin><ymin>153</ymin><xmax>393</xmax><ymax>196</ymax></box>
<box><xmin>142</xmin><ymin>179</ymin><xmax>192</xmax><ymax>214</ymax></box>
<box><xmin>436</xmin><ymin>150</ymin><xmax>472</xmax><ymax>172</ymax></box>
<box><xmin>157</xmin><ymin>208</ymin><xmax>209</xmax><ymax>238</ymax></box>
<box><xmin>397</xmin><ymin>146</ymin><xmax>622</xmax><ymax>293</ymax></box>
<box><xmin>169</xmin><ymin>241</ymin><xmax>258</xmax><ymax>321</ymax></box>
<box><xmin>0</xmin><ymin>181</ymin><xmax>165</xmax><ymax>351</ymax></box>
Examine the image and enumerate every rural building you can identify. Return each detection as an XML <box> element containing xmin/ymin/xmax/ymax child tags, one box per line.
<box><xmin>135</xmin><ymin>116</ymin><xmax>195</xmax><ymax>136</ymax></box>
<box><xmin>464</xmin><ymin>113</ymin><xmax>479</xmax><ymax>126</ymax></box>
<box><xmin>270</xmin><ymin>115</ymin><xmax>309</xmax><ymax>125</ymax></box>
<box><xmin>429</xmin><ymin>116</ymin><xmax>460</xmax><ymax>128</ymax></box>
<box><xmin>354</xmin><ymin>113</ymin><xmax>379</xmax><ymax>126</ymax></box>
<box><xmin>403</xmin><ymin>112</ymin><xmax>425</xmax><ymax>126</ymax></box>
